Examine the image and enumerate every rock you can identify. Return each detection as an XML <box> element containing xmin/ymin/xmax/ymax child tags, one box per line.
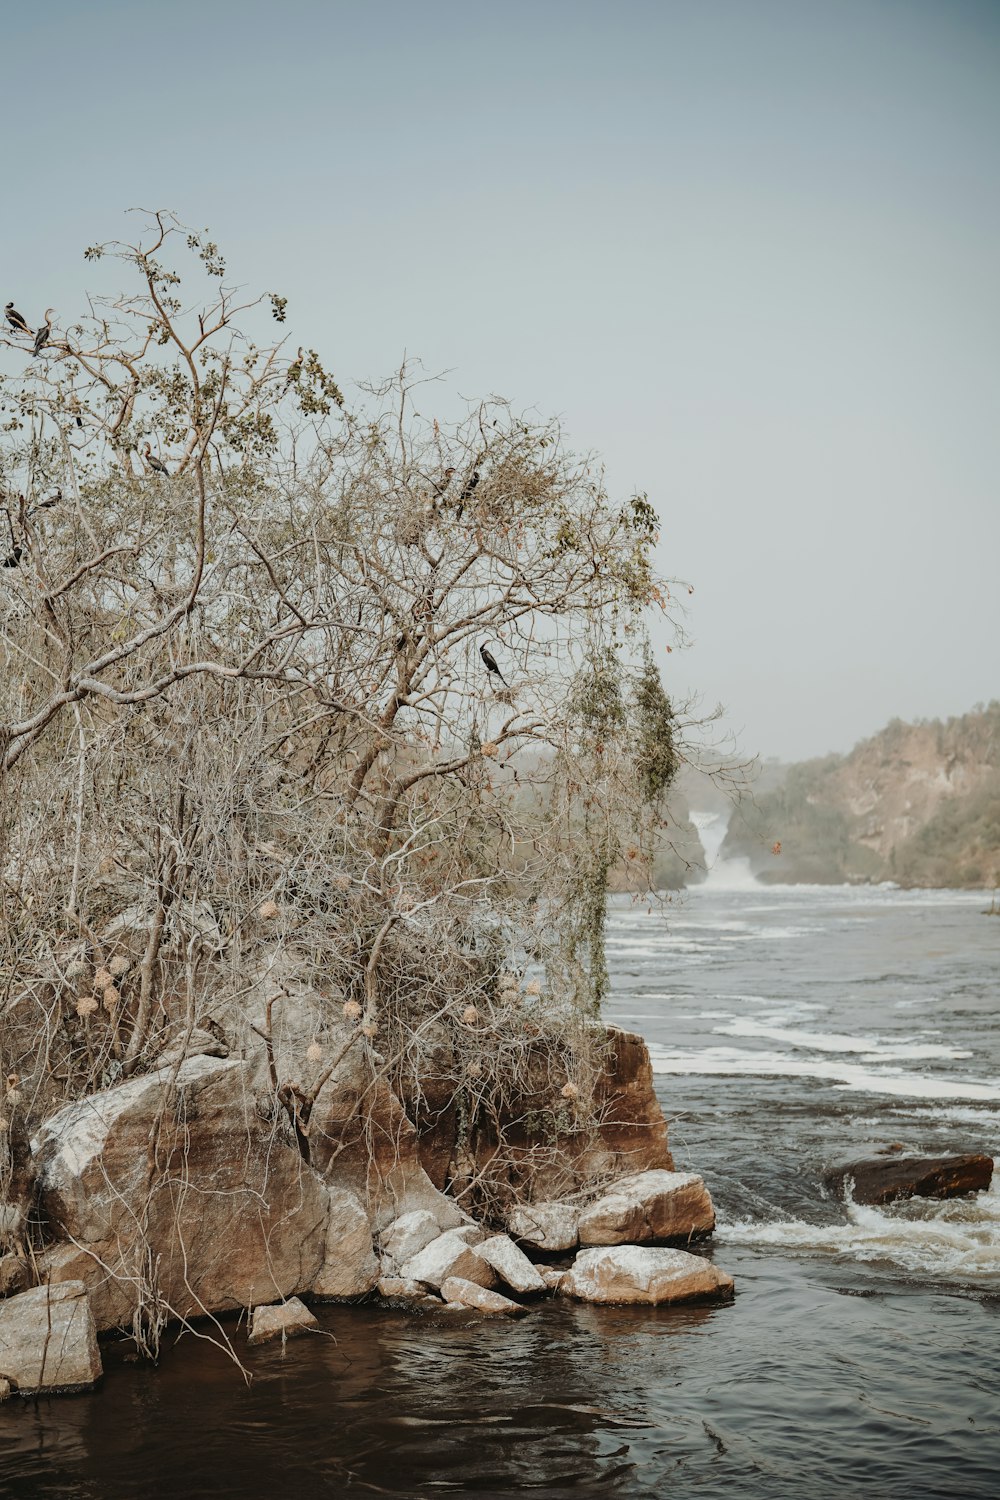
<box><xmin>400</xmin><ymin>1228</ymin><xmax>495</xmax><ymax>1292</ymax></box>
<box><xmin>508</xmin><ymin>1201</ymin><xmax>579</xmax><ymax>1252</ymax></box>
<box><xmin>377</xmin><ymin>1276</ymin><xmax>426</xmax><ymax>1300</ymax></box>
<box><xmin>156</xmin><ymin>1025</ymin><xmax>230</xmax><ymax>1067</ymax></box>
<box><xmin>312</xmin><ymin>1187</ymin><xmax>379</xmax><ymax>1299</ymax></box>
<box><xmin>247</xmin><ymin>1297</ymin><xmax>318</xmax><ymax>1346</ymax></box>
<box><xmin>34</xmin><ymin>1056</ymin><xmax>330</xmax><ymax>1330</ymax></box>
<box><xmin>378</xmin><ymin>1209</ymin><xmax>441</xmax><ymax>1266</ymax></box>
<box><xmin>577</xmin><ymin>1170</ymin><xmax>716</xmax><ymax>1246</ymax></box>
<box><xmin>0</xmin><ymin>1253</ymin><xmax>27</xmax><ymax>1298</ymax></box>
<box><xmin>440</xmin><ymin>1277</ymin><xmax>529</xmax><ymax>1316</ymax></box>
<box><xmin>537</xmin><ymin>1266</ymin><xmax>567</xmax><ymax>1293</ymax></box>
<box><xmin>0</xmin><ymin>1282</ymin><xmax>102</xmax><ymax>1392</ymax></box>
<box><xmin>475</xmin><ymin>1234</ymin><xmax>547</xmax><ymax>1294</ymax></box>
<box><xmin>0</xmin><ymin>1377</ymin><xmax>9</xmax><ymax>1400</ymax></box>
<box><xmin>561</xmin><ymin>1246</ymin><xmax>734</xmax><ymax>1306</ymax></box>
<box><xmin>37</xmin><ymin>1243</ymin><xmax>134</xmax><ymax>1331</ymax></box>
<box><xmin>413</xmin><ymin>1025</ymin><xmax>674</xmax><ymax>1209</ymax></box>
<box><xmin>824</xmin><ymin>1153</ymin><xmax>994</xmax><ymax>1206</ymax></box>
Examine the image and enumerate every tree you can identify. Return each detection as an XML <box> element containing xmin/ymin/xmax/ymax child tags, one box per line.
<box><xmin>0</xmin><ymin>212</ymin><xmax>684</xmax><ymax>1213</ymax></box>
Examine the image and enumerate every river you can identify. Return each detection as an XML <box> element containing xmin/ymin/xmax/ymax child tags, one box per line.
<box><xmin>2</xmin><ymin>863</ymin><xmax>998</xmax><ymax>1498</ymax></box>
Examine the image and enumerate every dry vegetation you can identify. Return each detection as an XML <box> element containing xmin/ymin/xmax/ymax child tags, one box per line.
<box><xmin>0</xmin><ymin>213</ymin><xmax>686</xmax><ymax>1210</ymax></box>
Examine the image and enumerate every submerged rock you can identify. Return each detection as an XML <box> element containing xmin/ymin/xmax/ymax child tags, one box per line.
<box><xmin>439</xmin><ymin>1277</ymin><xmax>528</xmax><ymax>1316</ymax></box>
<box><xmin>825</xmin><ymin>1153</ymin><xmax>994</xmax><ymax>1206</ymax></box>
<box><xmin>507</xmin><ymin>1201</ymin><xmax>579</xmax><ymax>1252</ymax></box>
<box><xmin>577</xmin><ymin>1170</ymin><xmax>716</xmax><ymax>1246</ymax></box>
<box><xmin>0</xmin><ymin>1282</ymin><xmax>102</xmax><ymax>1392</ymax></box>
<box><xmin>561</xmin><ymin>1246</ymin><xmax>734</xmax><ymax>1306</ymax></box>
<box><xmin>247</xmin><ymin>1297</ymin><xmax>318</xmax><ymax>1346</ymax></box>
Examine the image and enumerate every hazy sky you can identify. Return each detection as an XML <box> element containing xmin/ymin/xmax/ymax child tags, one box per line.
<box><xmin>3</xmin><ymin>0</ymin><xmax>997</xmax><ymax>761</ymax></box>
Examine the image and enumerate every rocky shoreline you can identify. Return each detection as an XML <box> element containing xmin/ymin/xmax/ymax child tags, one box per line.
<box><xmin>0</xmin><ymin>1026</ymin><xmax>733</xmax><ymax>1397</ymax></box>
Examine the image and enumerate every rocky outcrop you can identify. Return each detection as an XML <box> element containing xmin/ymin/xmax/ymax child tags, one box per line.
<box><xmin>0</xmin><ymin>1282</ymin><xmax>102</xmax><ymax>1392</ymax></box>
<box><xmin>33</xmin><ymin>1057</ymin><xmax>346</xmax><ymax>1329</ymax></box>
<box><xmin>825</xmin><ymin>1152</ymin><xmax>994</xmax><ymax>1206</ymax></box>
<box><xmin>247</xmin><ymin>1297</ymin><xmax>318</xmax><ymax>1345</ymax></box>
<box><xmin>312</xmin><ymin>1188</ymin><xmax>379</xmax><ymax>1299</ymax></box>
<box><xmin>404</xmin><ymin>1025</ymin><xmax>673</xmax><ymax>1213</ymax></box>
<box><xmin>561</xmin><ymin>1246</ymin><xmax>734</xmax><ymax>1306</ymax></box>
<box><xmin>578</xmin><ymin>1170</ymin><xmax>715</xmax><ymax>1245</ymax></box>
<box><xmin>440</xmin><ymin>1277</ymin><xmax>528</xmax><ymax>1316</ymax></box>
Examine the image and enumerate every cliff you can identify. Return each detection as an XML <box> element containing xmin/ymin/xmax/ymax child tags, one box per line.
<box><xmin>722</xmin><ymin>704</ymin><xmax>1000</xmax><ymax>888</ymax></box>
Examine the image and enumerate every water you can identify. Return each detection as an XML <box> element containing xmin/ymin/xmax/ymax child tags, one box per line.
<box><xmin>2</xmin><ymin>876</ymin><xmax>999</xmax><ymax>1498</ymax></box>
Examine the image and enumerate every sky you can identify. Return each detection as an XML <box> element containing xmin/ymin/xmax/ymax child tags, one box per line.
<box><xmin>2</xmin><ymin>0</ymin><xmax>997</xmax><ymax>762</ymax></box>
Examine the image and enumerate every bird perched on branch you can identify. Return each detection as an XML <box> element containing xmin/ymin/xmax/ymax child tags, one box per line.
<box><xmin>4</xmin><ymin>302</ymin><xmax>31</xmax><ymax>337</ymax></box>
<box><xmin>143</xmin><ymin>443</ymin><xmax>170</xmax><ymax>477</ymax></box>
<box><xmin>455</xmin><ymin>468</ymin><xmax>480</xmax><ymax>521</ymax></box>
<box><xmin>32</xmin><ymin>309</ymin><xmax>54</xmax><ymax>356</ymax></box>
<box><xmin>432</xmin><ymin>467</ymin><xmax>456</xmax><ymax>500</ymax></box>
<box><xmin>480</xmin><ymin>643</ymin><xmax>508</xmax><ymax>687</ymax></box>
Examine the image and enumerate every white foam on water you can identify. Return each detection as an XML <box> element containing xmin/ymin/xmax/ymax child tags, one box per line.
<box><xmin>719</xmin><ymin>1182</ymin><xmax>1000</xmax><ymax>1280</ymax></box>
<box><xmin>715</xmin><ymin>1017</ymin><xmax>972</xmax><ymax>1061</ymax></box>
<box><xmin>648</xmin><ymin>1044</ymin><xmax>1000</xmax><ymax>1100</ymax></box>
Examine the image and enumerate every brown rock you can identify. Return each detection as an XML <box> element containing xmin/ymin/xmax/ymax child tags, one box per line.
<box><xmin>825</xmin><ymin>1153</ymin><xmax>994</xmax><ymax>1206</ymax></box>
<box><xmin>439</xmin><ymin>1277</ymin><xmax>529</xmax><ymax>1316</ymax></box>
<box><xmin>312</xmin><ymin>1187</ymin><xmax>379</xmax><ymax>1299</ymax></box>
<box><xmin>34</xmin><ymin>1057</ymin><xmax>330</xmax><ymax>1330</ymax></box>
<box><xmin>0</xmin><ymin>1282</ymin><xmax>102</xmax><ymax>1392</ymax></box>
<box><xmin>577</xmin><ymin>1170</ymin><xmax>716</xmax><ymax>1246</ymax></box>
<box><xmin>561</xmin><ymin>1246</ymin><xmax>734</xmax><ymax>1306</ymax></box>
<box><xmin>0</xmin><ymin>1253</ymin><xmax>27</xmax><ymax>1298</ymax></box>
<box><xmin>247</xmin><ymin>1297</ymin><xmax>318</xmax><ymax>1345</ymax></box>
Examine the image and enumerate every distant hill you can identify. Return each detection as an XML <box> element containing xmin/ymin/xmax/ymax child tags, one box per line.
<box><xmin>721</xmin><ymin>704</ymin><xmax>1000</xmax><ymax>888</ymax></box>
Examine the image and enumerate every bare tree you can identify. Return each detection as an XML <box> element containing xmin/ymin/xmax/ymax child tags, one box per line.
<box><xmin>0</xmin><ymin>212</ymin><xmax>684</xmax><ymax>1206</ymax></box>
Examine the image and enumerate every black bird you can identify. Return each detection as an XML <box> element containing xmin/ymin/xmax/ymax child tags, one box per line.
<box><xmin>32</xmin><ymin>309</ymin><xmax>54</xmax><ymax>357</ymax></box>
<box><xmin>479</xmin><ymin>643</ymin><xmax>508</xmax><ymax>687</ymax></box>
<box><xmin>5</xmin><ymin>302</ymin><xmax>31</xmax><ymax>337</ymax></box>
<box><xmin>1</xmin><ymin>545</ymin><xmax>23</xmax><ymax>569</ymax></box>
<box><xmin>456</xmin><ymin>468</ymin><xmax>480</xmax><ymax>520</ymax></box>
<box><xmin>143</xmin><ymin>443</ymin><xmax>170</xmax><ymax>477</ymax></box>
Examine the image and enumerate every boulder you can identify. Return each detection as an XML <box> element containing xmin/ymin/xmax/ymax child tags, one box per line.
<box><xmin>411</xmin><ymin>1025</ymin><xmax>674</xmax><ymax>1209</ymax></box>
<box><xmin>824</xmin><ymin>1153</ymin><xmax>994</xmax><ymax>1206</ymax></box>
<box><xmin>247</xmin><ymin>1297</ymin><xmax>318</xmax><ymax>1346</ymax></box>
<box><xmin>0</xmin><ymin>1281</ymin><xmax>102</xmax><ymax>1392</ymax></box>
<box><xmin>312</xmin><ymin>1187</ymin><xmax>379</xmax><ymax>1299</ymax></box>
<box><xmin>507</xmin><ymin>1201</ymin><xmax>579</xmax><ymax>1252</ymax></box>
<box><xmin>400</xmin><ymin>1228</ymin><xmax>495</xmax><ymax>1292</ymax></box>
<box><xmin>561</xmin><ymin>1246</ymin><xmax>734</xmax><ymax>1306</ymax></box>
<box><xmin>33</xmin><ymin>1056</ymin><xmax>330</xmax><ymax>1330</ymax></box>
<box><xmin>440</xmin><ymin>1277</ymin><xmax>529</xmax><ymax>1316</ymax></box>
<box><xmin>378</xmin><ymin>1209</ymin><xmax>441</xmax><ymax>1266</ymax></box>
<box><xmin>376</xmin><ymin>1276</ymin><xmax>426</xmax><ymax>1300</ymax></box>
<box><xmin>475</xmin><ymin>1234</ymin><xmax>547</xmax><ymax>1295</ymax></box>
<box><xmin>577</xmin><ymin>1170</ymin><xmax>716</xmax><ymax>1246</ymax></box>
